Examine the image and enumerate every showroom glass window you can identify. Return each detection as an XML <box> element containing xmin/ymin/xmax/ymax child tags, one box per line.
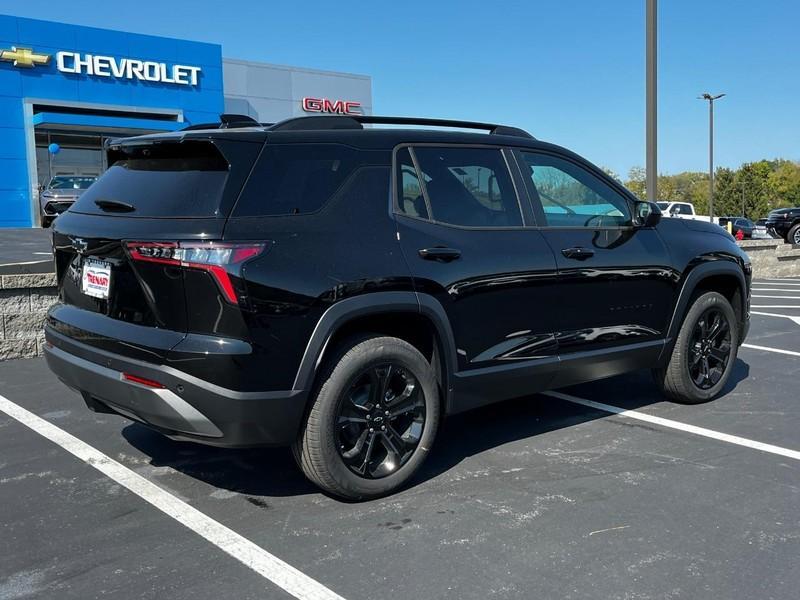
<box><xmin>519</xmin><ymin>152</ymin><xmax>632</xmax><ymax>227</ymax></box>
<box><xmin>402</xmin><ymin>147</ymin><xmax>523</xmax><ymax>227</ymax></box>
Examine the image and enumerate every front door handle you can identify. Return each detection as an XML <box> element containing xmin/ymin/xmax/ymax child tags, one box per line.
<box><xmin>561</xmin><ymin>246</ymin><xmax>595</xmax><ymax>260</ymax></box>
<box><xmin>419</xmin><ymin>247</ymin><xmax>462</xmax><ymax>262</ymax></box>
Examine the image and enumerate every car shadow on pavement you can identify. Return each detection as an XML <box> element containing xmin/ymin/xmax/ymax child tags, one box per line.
<box><xmin>121</xmin><ymin>426</ymin><xmax>318</xmax><ymax>497</ymax></box>
<box><xmin>120</xmin><ymin>360</ymin><xmax>750</xmax><ymax>500</ymax></box>
<box><xmin>417</xmin><ymin>359</ymin><xmax>750</xmax><ymax>485</ymax></box>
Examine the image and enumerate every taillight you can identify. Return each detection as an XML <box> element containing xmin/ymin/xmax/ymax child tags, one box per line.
<box><xmin>125</xmin><ymin>241</ymin><xmax>266</xmax><ymax>304</ymax></box>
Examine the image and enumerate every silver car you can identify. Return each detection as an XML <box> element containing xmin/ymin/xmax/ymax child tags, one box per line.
<box><xmin>39</xmin><ymin>175</ymin><xmax>97</xmax><ymax>227</ymax></box>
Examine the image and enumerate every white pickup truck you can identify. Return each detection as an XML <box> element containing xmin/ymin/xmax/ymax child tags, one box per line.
<box><xmin>656</xmin><ymin>202</ymin><xmax>714</xmax><ymax>222</ymax></box>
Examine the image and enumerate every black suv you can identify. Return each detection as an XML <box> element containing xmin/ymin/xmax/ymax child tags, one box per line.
<box><xmin>45</xmin><ymin>115</ymin><xmax>751</xmax><ymax>499</ymax></box>
<box><xmin>765</xmin><ymin>207</ymin><xmax>800</xmax><ymax>244</ymax></box>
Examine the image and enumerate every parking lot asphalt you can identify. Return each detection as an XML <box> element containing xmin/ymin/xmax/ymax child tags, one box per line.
<box><xmin>0</xmin><ymin>228</ymin><xmax>52</xmax><ymax>272</ymax></box>
<box><xmin>1</xmin><ymin>278</ymin><xmax>799</xmax><ymax>600</ymax></box>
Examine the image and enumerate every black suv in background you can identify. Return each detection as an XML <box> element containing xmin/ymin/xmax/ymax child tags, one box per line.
<box><xmin>766</xmin><ymin>207</ymin><xmax>800</xmax><ymax>244</ymax></box>
<box><xmin>45</xmin><ymin>115</ymin><xmax>751</xmax><ymax>499</ymax></box>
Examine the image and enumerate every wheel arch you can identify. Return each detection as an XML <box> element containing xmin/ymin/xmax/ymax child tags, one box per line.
<box><xmin>659</xmin><ymin>258</ymin><xmax>748</xmax><ymax>363</ymax></box>
<box><xmin>292</xmin><ymin>291</ymin><xmax>458</xmax><ymax>414</ymax></box>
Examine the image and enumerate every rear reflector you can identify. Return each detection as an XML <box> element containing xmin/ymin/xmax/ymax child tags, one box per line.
<box><xmin>125</xmin><ymin>241</ymin><xmax>266</xmax><ymax>304</ymax></box>
<box><xmin>122</xmin><ymin>372</ymin><xmax>166</xmax><ymax>389</ymax></box>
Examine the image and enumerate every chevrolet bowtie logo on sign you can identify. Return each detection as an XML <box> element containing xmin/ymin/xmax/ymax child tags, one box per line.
<box><xmin>0</xmin><ymin>46</ymin><xmax>50</xmax><ymax>68</ymax></box>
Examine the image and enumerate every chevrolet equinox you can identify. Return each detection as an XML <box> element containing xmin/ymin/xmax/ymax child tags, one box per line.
<box><xmin>45</xmin><ymin>114</ymin><xmax>752</xmax><ymax>499</ymax></box>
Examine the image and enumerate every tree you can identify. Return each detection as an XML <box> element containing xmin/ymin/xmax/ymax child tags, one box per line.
<box><xmin>767</xmin><ymin>160</ymin><xmax>800</xmax><ymax>209</ymax></box>
<box><xmin>600</xmin><ymin>166</ymin><xmax>622</xmax><ymax>183</ymax></box>
<box><xmin>623</xmin><ymin>158</ymin><xmax>800</xmax><ymax>219</ymax></box>
<box><xmin>625</xmin><ymin>166</ymin><xmax>646</xmax><ymax>199</ymax></box>
<box><xmin>712</xmin><ymin>167</ymin><xmax>738</xmax><ymax>217</ymax></box>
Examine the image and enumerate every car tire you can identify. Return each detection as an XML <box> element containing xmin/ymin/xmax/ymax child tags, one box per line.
<box><xmin>653</xmin><ymin>291</ymin><xmax>739</xmax><ymax>404</ymax></box>
<box><xmin>292</xmin><ymin>335</ymin><xmax>440</xmax><ymax>500</ymax></box>
<box><xmin>787</xmin><ymin>223</ymin><xmax>800</xmax><ymax>245</ymax></box>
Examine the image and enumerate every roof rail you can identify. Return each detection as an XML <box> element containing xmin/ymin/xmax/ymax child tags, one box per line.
<box><xmin>181</xmin><ymin>113</ymin><xmax>262</xmax><ymax>131</ymax></box>
<box><xmin>267</xmin><ymin>115</ymin><xmax>534</xmax><ymax>139</ymax></box>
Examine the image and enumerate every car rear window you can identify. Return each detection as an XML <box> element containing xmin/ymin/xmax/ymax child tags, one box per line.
<box><xmin>232</xmin><ymin>144</ymin><xmax>386</xmax><ymax>217</ymax></box>
<box><xmin>70</xmin><ymin>141</ymin><xmax>233</xmax><ymax>218</ymax></box>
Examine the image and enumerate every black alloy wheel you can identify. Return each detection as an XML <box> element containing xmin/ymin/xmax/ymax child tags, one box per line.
<box><xmin>336</xmin><ymin>364</ymin><xmax>426</xmax><ymax>479</ymax></box>
<box><xmin>687</xmin><ymin>306</ymin><xmax>732</xmax><ymax>390</ymax></box>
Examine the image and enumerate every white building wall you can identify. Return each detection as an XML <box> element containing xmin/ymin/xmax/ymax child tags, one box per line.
<box><xmin>222</xmin><ymin>58</ymin><xmax>372</xmax><ymax>123</ymax></box>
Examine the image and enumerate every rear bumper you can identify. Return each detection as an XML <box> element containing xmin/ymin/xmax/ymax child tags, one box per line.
<box><xmin>44</xmin><ymin>326</ymin><xmax>307</xmax><ymax>447</ymax></box>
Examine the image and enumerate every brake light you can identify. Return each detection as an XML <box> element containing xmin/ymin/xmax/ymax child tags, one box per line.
<box><xmin>125</xmin><ymin>241</ymin><xmax>266</xmax><ymax>304</ymax></box>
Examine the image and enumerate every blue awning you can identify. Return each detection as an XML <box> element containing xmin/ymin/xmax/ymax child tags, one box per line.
<box><xmin>33</xmin><ymin>112</ymin><xmax>184</xmax><ymax>132</ymax></box>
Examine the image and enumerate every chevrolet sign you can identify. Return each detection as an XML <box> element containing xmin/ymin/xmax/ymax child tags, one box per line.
<box><xmin>56</xmin><ymin>52</ymin><xmax>201</xmax><ymax>86</ymax></box>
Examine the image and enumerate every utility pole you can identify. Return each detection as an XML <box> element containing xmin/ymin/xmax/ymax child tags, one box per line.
<box><xmin>698</xmin><ymin>93</ymin><xmax>725</xmax><ymax>222</ymax></box>
<box><xmin>646</xmin><ymin>0</ymin><xmax>657</xmax><ymax>202</ymax></box>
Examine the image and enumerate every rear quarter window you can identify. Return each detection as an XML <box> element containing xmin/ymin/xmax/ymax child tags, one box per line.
<box><xmin>232</xmin><ymin>144</ymin><xmax>387</xmax><ymax>217</ymax></box>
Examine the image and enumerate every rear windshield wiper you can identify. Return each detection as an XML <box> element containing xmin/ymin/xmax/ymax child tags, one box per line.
<box><xmin>94</xmin><ymin>199</ymin><xmax>135</xmax><ymax>213</ymax></box>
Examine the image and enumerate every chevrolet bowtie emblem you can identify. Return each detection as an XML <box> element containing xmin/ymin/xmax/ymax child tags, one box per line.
<box><xmin>0</xmin><ymin>46</ymin><xmax>50</xmax><ymax>68</ymax></box>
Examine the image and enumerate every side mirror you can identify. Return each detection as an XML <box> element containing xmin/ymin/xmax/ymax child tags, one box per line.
<box><xmin>635</xmin><ymin>201</ymin><xmax>662</xmax><ymax>228</ymax></box>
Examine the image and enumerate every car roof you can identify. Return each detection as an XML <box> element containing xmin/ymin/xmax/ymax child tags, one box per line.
<box><xmin>109</xmin><ymin>114</ymin><xmax>549</xmax><ymax>149</ymax></box>
<box><xmin>108</xmin><ymin>123</ymin><xmax>584</xmax><ymax>164</ymax></box>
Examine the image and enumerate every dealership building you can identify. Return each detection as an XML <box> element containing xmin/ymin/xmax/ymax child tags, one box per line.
<box><xmin>0</xmin><ymin>14</ymin><xmax>373</xmax><ymax>228</ymax></box>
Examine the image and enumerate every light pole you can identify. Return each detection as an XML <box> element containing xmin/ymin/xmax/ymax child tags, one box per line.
<box><xmin>698</xmin><ymin>92</ymin><xmax>725</xmax><ymax>222</ymax></box>
<box><xmin>646</xmin><ymin>0</ymin><xmax>657</xmax><ymax>202</ymax></box>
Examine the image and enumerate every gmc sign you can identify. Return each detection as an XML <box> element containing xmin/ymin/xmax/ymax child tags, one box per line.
<box><xmin>302</xmin><ymin>97</ymin><xmax>362</xmax><ymax>115</ymax></box>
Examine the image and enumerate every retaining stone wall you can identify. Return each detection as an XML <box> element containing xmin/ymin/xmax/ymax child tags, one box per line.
<box><xmin>0</xmin><ymin>273</ymin><xmax>57</xmax><ymax>360</ymax></box>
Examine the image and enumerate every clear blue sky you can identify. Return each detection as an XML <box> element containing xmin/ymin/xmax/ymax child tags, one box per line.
<box><xmin>7</xmin><ymin>0</ymin><xmax>799</xmax><ymax>178</ymax></box>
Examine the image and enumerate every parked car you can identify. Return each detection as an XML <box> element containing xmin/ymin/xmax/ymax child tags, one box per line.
<box><xmin>730</xmin><ymin>217</ymin><xmax>756</xmax><ymax>240</ymax></box>
<box><xmin>766</xmin><ymin>207</ymin><xmax>800</xmax><ymax>244</ymax></box>
<box><xmin>44</xmin><ymin>114</ymin><xmax>752</xmax><ymax>499</ymax></box>
<box><xmin>39</xmin><ymin>175</ymin><xmax>98</xmax><ymax>228</ymax></box>
<box><xmin>754</xmin><ymin>218</ymin><xmax>769</xmax><ymax>239</ymax></box>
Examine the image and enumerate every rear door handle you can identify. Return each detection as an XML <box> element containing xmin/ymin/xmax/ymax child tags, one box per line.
<box><xmin>561</xmin><ymin>246</ymin><xmax>595</xmax><ymax>260</ymax></box>
<box><xmin>418</xmin><ymin>247</ymin><xmax>462</xmax><ymax>262</ymax></box>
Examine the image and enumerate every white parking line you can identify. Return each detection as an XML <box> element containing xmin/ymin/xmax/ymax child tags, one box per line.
<box><xmin>759</xmin><ymin>278</ymin><xmax>800</xmax><ymax>282</ymax></box>
<box><xmin>543</xmin><ymin>391</ymin><xmax>800</xmax><ymax>461</ymax></box>
<box><xmin>0</xmin><ymin>393</ymin><xmax>346</xmax><ymax>600</ymax></box>
<box><xmin>753</xmin><ymin>282</ymin><xmax>800</xmax><ymax>286</ymax></box>
<box><xmin>742</xmin><ymin>343</ymin><xmax>800</xmax><ymax>358</ymax></box>
<box><xmin>752</xmin><ymin>295</ymin><xmax>800</xmax><ymax>299</ymax></box>
<box><xmin>753</xmin><ymin>279</ymin><xmax>800</xmax><ymax>285</ymax></box>
<box><xmin>751</xmin><ymin>311</ymin><xmax>800</xmax><ymax>325</ymax></box>
<box><xmin>751</xmin><ymin>288</ymin><xmax>800</xmax><ymax>292</ymax></box>
<box><xmin>751</xmin><ymin>305</ymin><xmax>800</xmax><ymax>309</ymax></box>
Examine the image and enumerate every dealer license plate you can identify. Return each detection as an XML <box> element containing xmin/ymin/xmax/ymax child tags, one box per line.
<box><xmin>81</xmin><ymin>259</ymin><xmax>112</xmax><ymax>299</ymax></box>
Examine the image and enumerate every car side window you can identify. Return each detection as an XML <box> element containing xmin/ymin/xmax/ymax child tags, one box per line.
<box><xmin>395</xmin><ymin>148</ymin><xmax>429</xmax><ymax>219</ymax></box>
<box><xmin>409</xmin><ymin>147</ymin><xmax>522</xmax><ymax>227</ymax></box>
<box><xmin>519</xmin><ymin>151</ymin><xmax>632</xmax><ymax>227</ymax></box>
